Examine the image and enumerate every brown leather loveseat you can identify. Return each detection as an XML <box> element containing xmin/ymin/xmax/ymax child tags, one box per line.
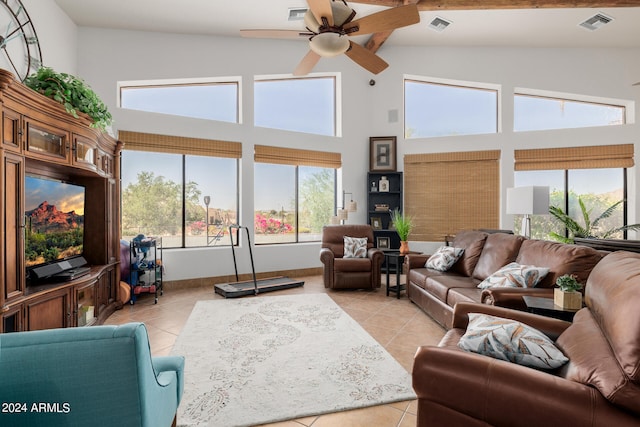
<box><xmin>412</xmin><ymin>250</ymin><xmax>640</xmax><ymax>426</ymax></box>
<box><xmin>404</xmin><ymin>230</ymin><xmax>603</xmax><ymax>328</ymax></box>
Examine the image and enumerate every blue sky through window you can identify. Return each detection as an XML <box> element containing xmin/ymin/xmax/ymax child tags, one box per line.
<box><xmin>254</xmin><ymin>77</ymin><xmax>335</xmax><ymax>136</ymax></box>
<box><xmin>120</xmin><ymin>83</ymin><xmax>238</xmax><ymax>122</ymax></box>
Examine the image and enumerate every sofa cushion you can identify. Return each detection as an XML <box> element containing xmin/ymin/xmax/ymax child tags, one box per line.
<box><xmin>556</xmin><ymin>309</ymin><xmax>640</xmax><ymax>416</ymax></box>
<box><xmin>459</xmin><ymin>313</ymin><xmax>569</xmax><ymax>369</ymax></box>
<box><xmin>449</xmin><ymin>230</ymin><xmax>488</xmax><ymax>277</ymax></box>
<box><xmin>446</xmin><ymin>287</ymin><xmax>482</xmax><ymax>308</ymax></box>
<box><xmin>586</xmin><ymin>251</ymin><xmax>640</xmax><ymax>384</ymax></box>
<box><xmin>334</xmin><ymin>257</ymin><xmax>371</xmax><ymax>272</ymax></box>
<box><xmin>516</xmin><ymin>240</ymin><xmax>602</xmax><ymax>288</ymax></box>
<box><xmin>478</xmin><ymin>262</ymin><xmax>550</xmax><ymax>289</ymax></box>
<box><xmin>343</xmin><ymin>236</ymin><xmax>367</xmax><ymax>258</ymax></box>
<box><xmin>425</xmin><ymin>246</ymin><xmax>465</xmax><ymax>271</ymax></box>
<box><xmin>472</xmin><ymin>233</ymin><xmax>526</xmax><ymax>280</ymax></box>
<box><xmin>425</xmin><ymin>275</ymin><xmax>480</xmax><ymax>303</ymax></box>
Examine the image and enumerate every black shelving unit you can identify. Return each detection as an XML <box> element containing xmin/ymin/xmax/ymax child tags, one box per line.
<box><xmin>129</xmin><ymin>237</ymin><xmax>163</xmax><ymax>304</ymax></box>
<box><xmin>367</xmin><ymin>172</ymin><xmax>403</xmax><ymax>251</ymax></box>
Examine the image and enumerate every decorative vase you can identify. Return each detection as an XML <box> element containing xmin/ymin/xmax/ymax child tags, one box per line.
<box><xmin>554</xmin><ymin>288</ymin><xmax>582</xmax><ymax>310</ymax></box>
<box><xmin>399</xmin><ymin>241</ymin><xmax>410</xmax><ymax>254</ymax></box>
<box><xmin>379</xmin><ymin>176</ymin><xmax>389</xmax><ymax>192</ymax></box>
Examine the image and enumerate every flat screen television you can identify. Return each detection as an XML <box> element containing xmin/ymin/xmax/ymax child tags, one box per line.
<box><xmin>25</xmin><ymin>175</ymin><xmax>86</xmax><ymax>278</ymax></box>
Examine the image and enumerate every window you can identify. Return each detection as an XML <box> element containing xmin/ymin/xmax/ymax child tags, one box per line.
<box><xmin>119</xmin><ymin>131</ymin><xmax>241</xmax><ymax>248</ymax></box>
<box><xmin>514</xmin><ymin>144</ymin><xmax>633</xmax><ymax>240</ymax></box>
<box><xmin>118</xmin><ymin>77</ymin><xmax>240</xmax><ymax>123</ymax></box>
<box><xmin>404</xmin><ymin>150</ymin><xmax>501</xmax><ymax>241</ymax></box>
<box><xmin>514</xmin><ymin>91</ymin><xmax>627</xmax><ymax>132</ymax></box>
<box><xmin>254</xmin><ymin>145</ymin><xmax>340</xmax><ymax>245</ymax></box>
<box><xmin>254</xmin><ymin>75</ymin><xmax>338</xmax><ymax>136</ymax></box>
<box><xmin>404</xmin><ymin>77</ymin><xmax>499</xmax><ymax>139</ymax></box>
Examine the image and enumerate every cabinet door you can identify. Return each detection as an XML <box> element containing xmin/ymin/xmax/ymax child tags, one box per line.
<box><xmin>2</xmin><ymin>108</ymin><xmax>22</xmax><ymax>153</ymax></box>
<box><xmin>76</xmin><ymin>281</ymin><xmax>97</xmax><ymax>327</ymax></box>
<box><xmin>24</xmin><ymin>118</ymin><xmax>70</xmax><ymax>164</ymax></box>
<box><xmin>2</xmin><ymin>153</ymin><xmax>24</xmax><ymax>305</ymax></box>
<box><xmin>1</xmin><ymin>304</ymin><xmax>24</xmax><ymax>333</ymax></box>
<box><xmin>72</xmin><ymin>134</ymin><xmax>97</xmax><ymax>171</ymax></box>
<box><xmin>97</xmin><ymin>266</ymin><xmax>116</xmax><ymax>315</ymax></box>
<box><xmin>25</xmin><ymin>288</ymin><xmax>72</xmax><ymax>331</ymax></box>
<box><xmin>97</xmin><ymin>150</ymin><xmax>114</xmax><ymax>177</ymax></box>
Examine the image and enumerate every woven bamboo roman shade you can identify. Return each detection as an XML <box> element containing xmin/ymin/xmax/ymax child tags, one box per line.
<box><xmin>118</xmin><ymin>130</ymin><xmax>242</xmax><ymax>158</ymax></box>
<box><xmin>515</xmin><ymin>144</ymin><xmax>634</xmax><ymax>171</ymax></box>
<box><xmin>405</xmin><ymin>150</ymin><xmax>500</xmax><ymax>242</ymax></box>
<box><xmin>254</xmin><ymin>145</ymin><xmax>341</xmax><ymax>168</ymax></box>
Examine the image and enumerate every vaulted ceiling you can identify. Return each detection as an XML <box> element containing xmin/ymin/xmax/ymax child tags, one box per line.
<box><xmin>55</xmin><ymin>0</ymin><xmax>640</xmax><ymax>50</ymax></box>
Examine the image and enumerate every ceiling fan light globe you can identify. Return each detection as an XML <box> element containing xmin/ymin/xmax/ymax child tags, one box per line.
<box><xmin>309</xmin><ymin>32</ymin><xmax>350</xmax><ymax>57</ymax></box>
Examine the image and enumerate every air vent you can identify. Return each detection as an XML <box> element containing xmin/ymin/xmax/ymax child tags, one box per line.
<box><xmin>579</xmin><ymin>13</ymin><xmax>614</xmax><ymax>31</ymax></box>
<box><xmin>288</xmin><ymin>7</ymin><xmax>308</xmax><ymax>21</ymax></box>
<box><xmin>428</xmin><ymin>16</ymin><xmax>452</xmax><ymax>32</ymax></box>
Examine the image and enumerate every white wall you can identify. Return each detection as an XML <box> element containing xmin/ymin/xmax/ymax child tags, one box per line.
<box><xmin>52</xmin><ymin>23</ymin><xmax>640</xmax><ymax>281</ymax></box>
<box><xmin>25</xmin><ymin>0</ymin><xmax>77</xmax><ymax>74</ymax></box>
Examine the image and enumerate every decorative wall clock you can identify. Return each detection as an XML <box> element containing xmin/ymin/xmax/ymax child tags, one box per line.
<box><xmin>0</xmin><ymin>0</ymin><xmax>42</xmax><ymax>82</ymax></box>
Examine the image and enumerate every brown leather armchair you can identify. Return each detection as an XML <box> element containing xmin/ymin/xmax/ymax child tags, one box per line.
<box><xmin>413</xmin><ymin>250</ymin><xmax>640</xmax><ymax>427</ymax></box>
<box><xmin>319</xmin><ymin>225</ymin><xmax>384</xmax><ymax>289</ymax></box>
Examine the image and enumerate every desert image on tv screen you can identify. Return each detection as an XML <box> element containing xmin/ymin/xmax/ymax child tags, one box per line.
<box><xmin>25</xmin><ymin>176</ymin><xmax>85</xmax><ymax>268</ymax></box>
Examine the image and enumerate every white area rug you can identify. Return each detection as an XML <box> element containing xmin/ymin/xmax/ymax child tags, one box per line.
<box><xmin>171</xmin><ymin>293</ymin><xmax>416</xmax><ymax>427</ymax></box>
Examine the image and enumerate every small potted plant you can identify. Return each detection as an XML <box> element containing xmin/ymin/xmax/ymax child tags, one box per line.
<box><xmin>554</xmin><ymin>274</ymin><xmax>583</xmax><ymax>310</ymax></box>
<box><xmin>390</xmin><ymin>208</ymin><xmax>413</xmax><ymax>254</ymax></box>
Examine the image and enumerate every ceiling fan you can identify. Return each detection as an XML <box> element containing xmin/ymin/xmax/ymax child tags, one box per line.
<box><xmin>240</xmin><ymin>0</ymin><xmax>420</xmax><ymax>75</ymax></box>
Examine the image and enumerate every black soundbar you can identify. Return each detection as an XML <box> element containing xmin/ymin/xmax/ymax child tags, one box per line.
<box><xmin>29</xmin><ymin>256</ymin><xmax>88</xmax><ymax>280</ymax></box>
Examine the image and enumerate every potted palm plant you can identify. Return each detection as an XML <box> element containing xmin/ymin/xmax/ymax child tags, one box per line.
<box><xmin>554</xmin><ymin>274</ymin><xmax>583</xmax><ymax>310</ymax></box>
<box><xmin>549</xmin><ymin>197</ymin><xmax>640</xmax><ymax>243</ymax></box>
<box><xmin>390</xmin><ymin>208</ymin><xmax>413</xmax><ymax>254</ymax></box>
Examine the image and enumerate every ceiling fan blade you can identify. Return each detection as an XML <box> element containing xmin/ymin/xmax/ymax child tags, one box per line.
<box><xmin>634</xmin><ymin>82</ymin><xmax>640</xmax><ymax>86</ymax></box>
<box><xmin>344</xmin><ymin>41</ymin><xmax>388</xmax><ymax>74</ymax></box>
<box><xmin>307</xmin><ymin>0</ymin><xmax>334</xmax><ymax>26</ymax></box>
<box><xmin>240</xmin><ymin>29</ymin><xmax>312</xmax><ymax>39</ymax></box>
<box><xmin>293</xmin><ymin>50</ymin><xmax>322</xmax><ymax>76</ymax></box>
<box><xmin>343</xmin><ymin>4</ymin><xmax>420</xmax><ymax>36</ymax></box>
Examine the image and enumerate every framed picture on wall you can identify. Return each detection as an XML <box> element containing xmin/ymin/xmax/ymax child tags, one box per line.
<box><xmin>377</xmin><ymin>237</ymin><xmax>390</xmax><ymax>249</ymax></box>
<box><xmin>369</xmin><ymin>136</ymin><xmax>397</xmax><ymax>172</ymax></box>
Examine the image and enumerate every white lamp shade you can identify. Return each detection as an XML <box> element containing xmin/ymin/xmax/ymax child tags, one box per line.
<box><xmin>337</xmin><ymin>208</ymin><xmax>348</xmax><ymax>221</ymax></box>
<box><xmin>348</xmin><ymin>200</ymin><xmax>357</xmax><ymax>212</ymax></box>
<box><xmin>330</xmin><ymin>216</ymin><xmax>339</xmax><ymax>225</ymax></box>
<box><xmin>506</xmin><ymin>186</ymin><xmax>550</xmax><ymax>215</ymax></box>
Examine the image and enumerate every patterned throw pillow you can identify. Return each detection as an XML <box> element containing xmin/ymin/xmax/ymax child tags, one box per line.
<box><xmin>478</xmin><ymin>262</ymin><xmax>549</xmax><ymax>289</ymax></box>
<box><xmin>459</xmin><ymin>313</ymin><xmax>569</xmax><ymax>369</ymax></box>
<box><xmin>343</xmin><ymin>236</ymin><xmax>368</xmax><ymax>258</ymax></box>
<box><xmin>425</xmin><ymin>246</ymin><xmax>465</xmax><ymax>271</ymax></box>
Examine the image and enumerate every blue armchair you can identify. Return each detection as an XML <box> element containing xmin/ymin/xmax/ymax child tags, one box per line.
<box><xmin>0</xmin><ymin>322</ymin><xmax>184</xmax><ymax>427</ymax></box>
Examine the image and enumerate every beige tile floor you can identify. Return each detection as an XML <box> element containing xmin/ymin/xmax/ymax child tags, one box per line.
<box><xmin>105</xmin><ymin>274</ymin><xmax>446</xmax><ymax>427</ymax></box>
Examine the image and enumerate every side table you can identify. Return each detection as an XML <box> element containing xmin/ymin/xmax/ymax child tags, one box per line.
<box><xmin>383</xmin><ymin>251</ymin><xmax>421</xmax><ymax>299</ymax></box>
<box><xmin>523</xmin><ymin>296</ymin><xmax>581</xmax><ymax>322</ymax></box>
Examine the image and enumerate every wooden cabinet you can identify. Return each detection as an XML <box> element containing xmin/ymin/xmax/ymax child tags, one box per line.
<box><xmin>76</xmin><ymin>280</ymin><xmax>97</xmax><ymax>327</ymax></box>
<box><xmin>25</xmin><ymin>288</ymin><xmax>72</xmax><ymax>331</ymax></box>
<box><xmin>24</xmin><ymin>117</ymin><xmax>70</xmax><ymax>163</ymax></box>
<box><xmin>72</xmin><ymin>134</ymin><xmax>97</xmax><ymax>170</ymax></box>
<box><xmin>1</xmin><ymin>152</ymin><xmax>24</xmax><ymax>306</ymax></box>
<box><xmin>0</xmin><ymin>69</ymin><xmax>121</xmax><ymax>333</ymax></box>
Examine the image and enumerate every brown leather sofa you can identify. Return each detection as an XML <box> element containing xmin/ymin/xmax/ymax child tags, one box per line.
<box><xmin>412</xmin><ymin>250</ymin><xmax>640</xmax><ymax>426</ymax></box>
<box><xmin>319</xmin><ymin>224</ymin><xmax>384</xmax><ymax>289</ymax></box>
<box><xmin>404</xmin><ymin>230</ymin><xmax>603</xmax><ymax>328</ymax></box>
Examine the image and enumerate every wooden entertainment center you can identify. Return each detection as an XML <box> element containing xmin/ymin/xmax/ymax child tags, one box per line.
<box><xmin>0</xmin><ymin>69</ymin><xmax>121</xmax><ymax>332</ymax></box>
